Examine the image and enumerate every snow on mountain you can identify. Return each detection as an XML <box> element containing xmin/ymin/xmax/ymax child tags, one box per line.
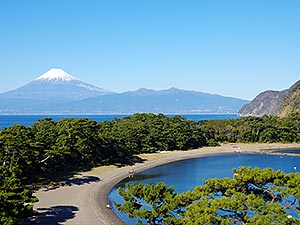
<box><xmin>33</xmin><ymin>68</ymin><xmax>108</xmax><ymax>92</ymax></box>
<box><xmin>0</xmin><ymin>68</ymin><xmax>112</xmax><ymax>102</ymax></box>
<box><xmin>35</xmin><ymin>68</ymin><xmax>79</xmax><ymax>82</ymax></box>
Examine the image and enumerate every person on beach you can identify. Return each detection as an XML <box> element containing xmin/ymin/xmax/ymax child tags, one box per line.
<box><xmin>128</xmin><ymin>168</ymin><xmax>135</xmax><ymax>178</ymax></box>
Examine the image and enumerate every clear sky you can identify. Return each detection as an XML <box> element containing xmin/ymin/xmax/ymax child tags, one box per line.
<box><xmin>0</xmin><ymin>0</ymin><xmax>299</xmax><ymax>100</ymax></box>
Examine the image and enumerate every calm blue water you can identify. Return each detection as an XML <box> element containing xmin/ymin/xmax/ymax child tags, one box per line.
<box><xmin>109</xmin><ymin>153</ymin><xmax>300</xmax><ymax>224</ymax></box>
<box><xmin>0</xmin><ymin>114</ymin><xmax>239</xmax><ymax>130</ymax></box>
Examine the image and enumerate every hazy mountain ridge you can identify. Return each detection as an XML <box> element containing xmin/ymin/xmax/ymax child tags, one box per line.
<box><xmin>55</xmin><ymin>87</ymin><xmax>248</xmax><ymax>114</ymax></box>
<box><xmin>238</xmin><ymin>80</ymin><xmax>300</xmax><ymax>117</ymax></box>
<box><xmin>0</xmin><ymin>69</ymin><xmax>249</xmax><ymax>114</ymax></box>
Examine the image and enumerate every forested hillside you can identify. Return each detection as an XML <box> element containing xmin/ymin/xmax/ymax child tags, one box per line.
<box><xmin>277</xmin><ymin>81</ymin><xmax>300</xmax><ymax>117</ymax></box>
<box><xmin>1</xmin><ymin>113</ymin><xmax>300</xmax><ymax>224</ymax></box>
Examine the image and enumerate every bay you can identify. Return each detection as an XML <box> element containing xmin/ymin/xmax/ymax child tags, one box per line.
<box><xmin>109</xmin><ymin>153</ymin><xmax>300</xmax><ymax>224</ymax></box>
<box><xmin>0</xmin><ymin>114</ymin><xmax>239</xmax><ymax>130</ymax></box>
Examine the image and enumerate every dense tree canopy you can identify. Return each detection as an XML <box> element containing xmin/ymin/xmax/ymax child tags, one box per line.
<box><xmin>116</xmin><ymin>167</ymin><xmax>300</xmax><ymax>224</ymax></box>
<box><xmin>0</xmin><ymin>163</ymin><xmax>37</xmax><ymax>224</ymax></box>
<box><xmin>200</xmin><ymin>113</ymin><xmax>300</xmax><ymax>144</ymax></box>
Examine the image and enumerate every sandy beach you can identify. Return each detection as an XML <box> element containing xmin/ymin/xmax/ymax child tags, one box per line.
<box><xmin>29</xmin><ymin>143</ymin><xmax>300</xmax><ymax>225</ymax></box>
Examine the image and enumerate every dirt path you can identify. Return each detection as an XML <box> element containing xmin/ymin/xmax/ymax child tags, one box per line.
<box><xmin>29</xmin><ymin>143</ymin><xmax>300</xmax><ymax>225</ymax></box>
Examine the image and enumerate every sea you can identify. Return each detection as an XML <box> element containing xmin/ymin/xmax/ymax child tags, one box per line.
<box><xmin>0</xmin><ymin>114</ymin><xmax>239</xmax><ymax>130</ymax></box>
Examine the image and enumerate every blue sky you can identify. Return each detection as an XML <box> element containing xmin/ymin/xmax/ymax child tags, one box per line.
<box><xmin>0</xmin><ymin>0</ymin><xmax>299</xmax><ymax>100</ymax></box>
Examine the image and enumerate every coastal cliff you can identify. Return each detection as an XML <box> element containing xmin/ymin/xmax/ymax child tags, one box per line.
<box><xmin>239</xmin><ymin>80</ymin><xmax>300</xmax><ymax>117</ymax></box>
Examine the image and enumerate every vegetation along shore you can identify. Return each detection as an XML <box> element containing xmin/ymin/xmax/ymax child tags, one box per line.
<box><xmin>1</xmin><ymin>113</ymin><xmax>300</xmax><ymax>224</ymax></box>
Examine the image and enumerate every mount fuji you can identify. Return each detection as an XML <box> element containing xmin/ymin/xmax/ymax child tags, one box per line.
<box><xmin>1</xmin><ymin>68</ymin><xmax>111</xmax><ymax>101</ymax></box>
<box><xmin>0</xmin><ymin>68</ymin><xmax>112</xmax><ymax>114</ymax></box>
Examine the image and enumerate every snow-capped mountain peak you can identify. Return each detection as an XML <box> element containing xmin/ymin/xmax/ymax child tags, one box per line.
<box><xmin>35</xmin><ymin>68</ymin><xmax>79</xmax><ymax>81</ymax></box>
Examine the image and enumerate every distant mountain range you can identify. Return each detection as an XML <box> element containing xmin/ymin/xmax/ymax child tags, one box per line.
<box><xmin>238</xmin><ymin>80</ymin><xmax>300</xmax><ymax>117</ymax></box>
<box><xmin>0</xmin><ymin>68</ymin><xmax>249</xmax><ymax>114</ymax></box>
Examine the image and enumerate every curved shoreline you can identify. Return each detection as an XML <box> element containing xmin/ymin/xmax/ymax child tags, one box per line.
<box><xmin>30</xmin><ymin>143</ymin><xmax>300</xmax><ymax>225</ymax></box>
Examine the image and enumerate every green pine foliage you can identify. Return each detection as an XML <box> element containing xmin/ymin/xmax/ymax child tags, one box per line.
<box><xmin>0</xmin><ymin>166</ymin><xmax>37</xmax><ymax>225</ymax></box>
<box><xmin>116</xmin><ymin>167</ymin><xmax>300</xmax><ymax>224</ymax></box>
<box><xmin>115</xmin><ymin>182</ymin><xmax>185</xmax><ymax>224</ymax></box>
<box><xmin>0</xmin><ymin>113</ymin><xmax>207</xmax><ymax>182</ymax></box>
